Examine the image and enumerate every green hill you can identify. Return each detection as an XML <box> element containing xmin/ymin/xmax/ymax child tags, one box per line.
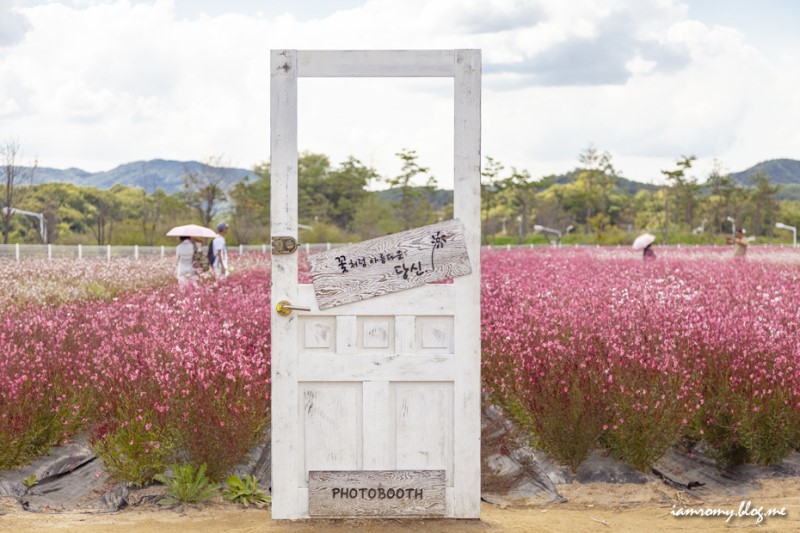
<box><xmin>730</xmin><ymin>159</ymin><xmax>800</xmax><ymax>186</ymax></box>
<box><xmin>28</xmin><ymin>159</ymin><xmax>253</xmax><ymax>194</ymax></box>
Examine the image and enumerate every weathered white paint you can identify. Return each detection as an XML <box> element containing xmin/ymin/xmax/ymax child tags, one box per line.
<box><xmin>302</xmin><ymin>318</ymin><xmax>334</xmax><ymax>350</ymax></box>
<box><xmin>298</xmin><ymin>50</ymin><xmax>455</xmax><ymax>77</ymax></box>
<box><xmin>420</xmin><ymin>318</ymin><xmax>454</xmax><ymax>351</ymax></box>
<box><xmin>362</xmin><ymin>381</ymin><xmax>392</xmax><ymax>469</ymax></box>
<box><xmin>270</xmin><ymin>49</ymin><xmax>300</xmax><ymax>519</ymax></box>
<box><xmin>299</xmin><ymin>383</ymin><xmax>362</xmax><ymax>484</ymax></box>
<box><xmin>362</xmin><ymin>319</ymin><xmax>391</xmax><ymax>349</ymax></box>
<box><xmin>307</xmin><ymin>219</ymin><xmax>471</xmax><ymax>310</ymax></box>
<box><xmin>270</xmin><ymin>49</ymin><xmax>481</xmax><ymax>520</ymax></box>
<box><xmin>395</xmin><ymin>383</ymin><xmax>453</xmax><ymax>483</ymax></box>
<box><xmin>335</xmin><ymin>315</ymin><xmax>357</xmax><ymax>355</ymax></box>
<box><xmin>452</xmin><ymin>49</ymin><xmax>482</xmax><ymax>519</ymax></box>
<box><xmin>298</xmin><ymin>354</ymin><xmax>455</xmax><ymax>382</ymax></box>
<box><xmin>394</xmin><ymin>316</ymin><xmax>416</xmax><ymax>354</ymax></box>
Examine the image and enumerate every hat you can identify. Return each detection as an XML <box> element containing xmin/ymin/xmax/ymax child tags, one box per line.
<box><xmin>217</xmin><ymin>222</ymin><xmax>229</xmax><ymax>232</ymax></box>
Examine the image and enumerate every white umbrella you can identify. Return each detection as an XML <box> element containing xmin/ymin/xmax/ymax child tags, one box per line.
<box><xmin>166</xmin><ymin>224</ymin><xmax>217</xmax><ymax>239</ymax></box>
<box><xmin>632</xmin><ymin>233</ymin><xmax>656</xmax><ymax>250</ymax></box>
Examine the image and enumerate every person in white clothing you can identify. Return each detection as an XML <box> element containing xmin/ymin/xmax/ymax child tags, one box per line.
<box><xmin>212</xmin><ymin>222</ymin><xmax>229</xmax><ymax>279</ymax></box>
<box><xmin>176</xmin><ymin>236</ymin><xmax>199</xmax><ymax>289</ymax></box>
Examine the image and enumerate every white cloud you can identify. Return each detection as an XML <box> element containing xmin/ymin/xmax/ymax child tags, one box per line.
<box><xmin>0</xmin><ymin>0</ymin><xmax>796</xmax><ymax>187</ymax></box>
<box><xmin>0</xmin><ymin>0</ymin><xmax>30</xmax><ymax>47</ymax></box>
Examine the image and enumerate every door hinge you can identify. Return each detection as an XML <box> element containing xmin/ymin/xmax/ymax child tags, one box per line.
<box><xmin>271</xmin><ymin>236</ymin><xmax>298</xmax><ymax>255</ymax></box>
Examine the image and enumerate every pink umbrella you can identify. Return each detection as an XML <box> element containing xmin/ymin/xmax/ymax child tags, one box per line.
<box><xmin>166</xmin><ymin>224</ymin><xmax>217</xmax><ymax>239</ymax></box>
<box><xmin>632</xmin><ymin>233</ymin><xmax>656</xmax><ymax>250</ymax></box>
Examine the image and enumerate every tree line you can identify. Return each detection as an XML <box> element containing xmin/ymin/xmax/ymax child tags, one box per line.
<box><xmin>2</xmin><ymin>140</ymin><xmax>799</xmax><ymax>246</ymax></box>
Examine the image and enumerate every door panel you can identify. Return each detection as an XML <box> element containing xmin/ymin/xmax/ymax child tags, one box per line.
<box><xmin>394</xmin><ymin>382</ymin><xmax>454</xmax><ymax>482</ymax></box>
<box><xmin>299</xmin><ymin>383</ymin><xmax>362</xmax><ymax>486</ymax></box>
<box><xmin>271</xmin><ymin>49</ymin><xmax>480</xmax><ymax>519</ymax></box>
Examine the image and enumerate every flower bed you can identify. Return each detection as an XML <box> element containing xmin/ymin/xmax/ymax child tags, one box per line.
<box><xmin>3</xmin><ymin>247</ymin><xmax>799</xmax><ymax>483</ymax></box>
<box><xmin>482</xmin><ymin>248</ymin><xmax>800</xmax><ymax>470</ymax></box>
<box><xmin>0</xmin><ymin>253</ymin><xmax>272</xmax><ymax>311</ymax></box>
<box><xmin>0</xmin><ymin>270</ymin><xmax>271</xmax><ymax>482</ymax></box>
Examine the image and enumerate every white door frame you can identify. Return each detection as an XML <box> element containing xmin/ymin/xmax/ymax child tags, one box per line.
<box><xmin>270</xmin><ymin>49</ymin><xmax>481</xmax><ymax>519</ymax></box>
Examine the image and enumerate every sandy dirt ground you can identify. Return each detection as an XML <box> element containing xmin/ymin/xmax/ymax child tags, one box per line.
<box><xmin>2</xmin><ymin>478</ymin><xmax>798</xmax><ymax>532</ymax></box>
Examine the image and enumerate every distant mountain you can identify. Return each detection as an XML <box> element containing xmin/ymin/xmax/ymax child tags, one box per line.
<box><xmin>543</xmin><ymin>169</ymin><xmax>659</xmax><ymax>194</ymax></box>
<box><xmin>32</xmin><ymin>159</ymin><xmax>255</xmax><ymax>194</ymax></box>
<box><xmin>30</xmin><ymin>158</ymin><xmax>800</xmax><ymax>200</ymax></box>
<box><xmin>730</xmin><ymin>159</ymin><xmax>800</xmax><ymax>186</ymax></box>
<box><xmin>377</xmin><ymin>187</ymin><xmax>453</xmax><ymax>210</ymax></box>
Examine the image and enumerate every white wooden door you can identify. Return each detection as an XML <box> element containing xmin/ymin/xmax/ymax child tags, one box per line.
<box><xmin>270</xmin><ymin>49</ymin><xmax>481</xmax><ymax>519</ymax></box>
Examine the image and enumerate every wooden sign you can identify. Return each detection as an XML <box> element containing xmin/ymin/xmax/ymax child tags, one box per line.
<box><xmin>308</xmin><ymin>470</ymin><xmax>446</xmax><ymax>518</ymax></box>
<box><xmin>307</xmin><ymin>219</ymin><xmax>471</xmax><ymax>310</ymax></box>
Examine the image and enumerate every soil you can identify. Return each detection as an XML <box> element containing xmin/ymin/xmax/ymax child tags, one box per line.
<box><xmin>2</xmin><ymin>477</ymin><xmax>798</xmax><ymax>533</ymax></box>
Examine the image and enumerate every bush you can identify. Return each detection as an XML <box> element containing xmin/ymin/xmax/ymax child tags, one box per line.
<box><xmin>176</xmin><ymin>392</ymin><xmax>268</xmax><ymax>482</ymax></box>
<box><xmin>154</xmin><ymin>462</ymin><xmax>218</xmax><ymax>506</ymax></box>
<box><xmin>91</xmin><ymin>410</ymin><xmax>180</xmax><ymax>486</ymax></box>
<box><xmin>0</xmin><ymin>408</ymin><xmax>60</xmax><ymax>471</ymax></box>
<box><xmin>599</xmin><ymin>337</ymin><xmax>701</xmax><ymax>471</ymax></box>
<box><xmin>223</xmin><ymin>474</ymin><xmax>270</xmax><ymax>508</ymax></box>
<box><xmin>736</xmin><ymin>388</ymin><xmax>799</xmax><ymax>466</ymax></box>
<box><xmin>519</xmin><ymin>337</ymin><xmax>609</xmax><ymax>471</ymax></box>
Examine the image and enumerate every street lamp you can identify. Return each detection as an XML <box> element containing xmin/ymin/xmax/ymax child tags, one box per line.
<box><xmin>533</xmin><ymin>224</ymin><xmax>562</xmax><ymax>246</ymax></box>
<box><xmin>1</xmin><ymin>207</ymin><xmax>47</xmax><ymax>243</ymax></box>
<box><xmin>692</xmin><ymin>218</ymin><xmax>708</xmax><ymax>235</ymax></box>
<box><xmin>726</xmin><ymin>216</ymin><xmax>735</xmax><ymax>237</ymax></box>
<box><xmin>775</xmin><ymin>222</ymin><xmax>797</xmax><ymax>247</ymax></box>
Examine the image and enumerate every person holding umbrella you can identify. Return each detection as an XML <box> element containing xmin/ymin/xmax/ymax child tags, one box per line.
<box><xmin>632</xmin><ymin>233</ymin><xmax>657</xmax><ymax>261</ymax></box>
<box><xmin>166</xmin><ymin>224</ymin><xmax>218</xmax><ymax>289</ymax></box>
<box><xmin>176</xmin><ymin>236</ymin><xmax>201</xmax><ymax>289</ymax></box>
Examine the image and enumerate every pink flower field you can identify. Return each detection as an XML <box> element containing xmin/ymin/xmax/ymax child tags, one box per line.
<box><xmin>1</xmin><ymin>247</ymin><xmax>799</xmax><ymax>483</ymax></box>
<box><xmin>483</xmin><ymin>247</ymin><xmax>800</xmax><ymax>470</ymax></box>
<box><xmin>0</xmin><ymin>262</ymin><xmax>271</xmax><ymax>482</ymax></box>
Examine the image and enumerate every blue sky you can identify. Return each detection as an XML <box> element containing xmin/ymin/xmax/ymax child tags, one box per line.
<box><xmin>685</xmin><ymin>0</ymin><xmax>799</xmax><ymax>52</ymax></box>
<box><xmin>1</xmin><ymin>0</ymin><xmax>798</xmax><ymax>187</ymax></box>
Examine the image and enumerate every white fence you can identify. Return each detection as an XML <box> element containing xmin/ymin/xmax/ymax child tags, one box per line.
<box><xmin>1</xmin><ymin>242</ymin><xmax>795</xmax><ymax>261</ymax></box>
<box><xmin>0</xmin><ymin>243</ymin><xmax>348</xmax><ymax>261</ymax></box>
<box><xmin>0</xmin><ymin>242</ymin><xmax>553</xmax><ymax>261</ymax></box>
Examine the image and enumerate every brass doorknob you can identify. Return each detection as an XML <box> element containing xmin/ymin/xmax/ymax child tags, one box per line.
<box><xmin>276</xmin><ymin>300</ymin><xmax>311</xmax><ymax>316</ymax></box>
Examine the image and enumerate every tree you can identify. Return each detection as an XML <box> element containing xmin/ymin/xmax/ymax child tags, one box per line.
<box><xmin>704</xmin><ymin>160</ymin><xmax>734</xmax><ymax>238</ymax></box>
<box><xmin>298</xmin><ymin>152</ymin><xmax>332</xmax><ymax>224</ymax></box>
<box><xmin>84</xmin><ymin>188</ymin><xmax>123</xmax><ymax>245</ymax></box>
<box><xmin>135</xmin><ymin>162</ymin><xmax>166</xmax><ymax>246</ymax></box>
<box><xmin>140</xmin><ymin>188</ymin><xmax>167</xmax><ymax>246</ymax></box>
<box><xmin>481</xmin><ymin>156</ymin><xmax>504</xmax><ymax>244</ymax></box>
<box><xmin>532</xmin><ymin>192</ymin><xmax>572</xmax><ymax>237</ymax></box>
<box><xmin>660</xmin><ymin>155</ymin><xmax>696</xmax><ymax>244</ymax></box>
<box><xmin>748</xmin><ymin>171</ymin><xmax>780</xmax><ymax>236</ymax></box>
<box><xmin>325</xmin><ymin>157</ymin><xmax>377</xmax><ymax>230</ymax></box>
<box><xmin>1</xmin><ymin>139</ymin><xmax>38</xmax><ymax>244</ymax></box>
<box><xmin>181</xmin><ymin>155</ymin><xmax>233</xmax><ymax>227</ymax></box>
<box><xmin>577</xmin><ymin>145</ymin><xmax>616</xmax><ymax>227</ymax></box>
<box><xmin>386</xmin><ymin>149</ymin><xmax>437</xmax><ymax>231</ymax></box>
<box><xmin>229</xmin><ymin>161</ymin><xmax>271</xmax><ymax>244</ymax></box>
<box><xmin>500</xmin><ymin>168</ymin><xmax>537</xmax><ymax>243</ymax></box>
<box><xmin>21</xmin><ymin>183</ymin><xmax>91</xmax><ymax>244</ymax></box>
<box><xmin>350</xmin><ymin>192</ymin><xmax>399</xmax><ymax>239</ymax></box>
